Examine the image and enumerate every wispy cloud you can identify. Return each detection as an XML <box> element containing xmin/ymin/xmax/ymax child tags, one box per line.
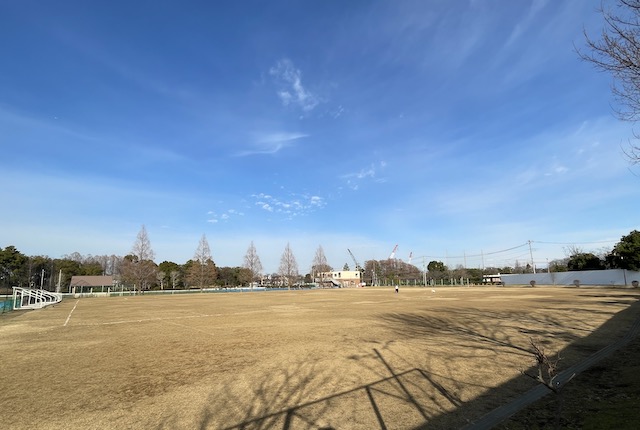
<box><xmin>252</xmin><ymin>192</ymin><xmax>326</xmax><ymax>218</ymax></box>
<box><xmin>342</xmin><ymin>161</ymin><xmax>387</xmax><ymax>190</ymax></box>
<box><xmin>57</xmin><ymin>29</ymin><xmax>195</xmax><ymax>102</ymax></box>
<box><xmin>0</xmin><ymin>103</ymin><xmax>98</xmax><ymax>143</ymax></box>
<box><xmin>432</xmin><ymin>117</ymin><xmax>632</xmax><ymax>217</ymax></box>
<box><xmin>256</xmin><ymin>132</ymin><xmax>309</xmax><ymax>144</ymax></box>
<box><xmin>269</xmin><ymin>59</ymin><xmax>320</xmax><ymax>112</ymax></box>
<box><xmin>234</xmin><ymin>131</ymin><xmax>309</xmax><ymax>156</ymax></box>
<box><xmin>504</xmin><ymin>0</ymin><xmax>549</xmax><ymax>49</ymax></box>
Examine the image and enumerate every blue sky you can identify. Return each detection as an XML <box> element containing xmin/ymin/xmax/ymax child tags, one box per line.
<box><xmin>1</xmin><ymin>0</ymin><xmax>638</xmax><ymax>273</ymax></box>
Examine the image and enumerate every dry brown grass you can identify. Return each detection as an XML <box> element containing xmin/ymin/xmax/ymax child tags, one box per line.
<box><xmin>1</xmin><ymin>286</ymin><xmax>638</xmax><ymax>430</ymax></box>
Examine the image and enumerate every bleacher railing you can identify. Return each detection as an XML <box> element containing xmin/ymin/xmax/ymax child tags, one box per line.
<box><xmin>12</xmin><ymin>287</ymin><xmax>63</xmax><ymax>310</ymax></box>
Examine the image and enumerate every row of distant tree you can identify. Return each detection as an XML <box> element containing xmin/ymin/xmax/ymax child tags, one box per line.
<box><xmin>548</xmin><ymin>230</ymin><xmax>640</xmax><ymax>272</ymax></box>
<box><xmin>0</xmin><ymin>226</ymin><xmax>329</xmax><ymax>293</ymax></box>
<box><xmin>2</xmin><ymin>228</ymin><xmax>639</xmax><ymax>293</ymax></box>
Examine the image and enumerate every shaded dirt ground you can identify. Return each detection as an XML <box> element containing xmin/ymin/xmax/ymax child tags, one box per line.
<box><xmin>496</xmin><ymin>317</ymin><xmax>640</xmax><ymax>429</ymax></box>
<box><xmin>1</xmin><ymin>286</ymin><xmax>638</xmax><ymax>430</ymax></box>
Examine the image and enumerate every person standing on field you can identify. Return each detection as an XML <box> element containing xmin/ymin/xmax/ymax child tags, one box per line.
<box><xmin>395</xmin><ymin>285</ymin><xmax>399</xmax><ymax>293</ymax></box>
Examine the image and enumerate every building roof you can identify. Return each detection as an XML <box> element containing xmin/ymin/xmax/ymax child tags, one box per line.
<box><xmin>69</xmin><ymin>275</ymin><xmax>114</xmax><ymax>287</ymax></box>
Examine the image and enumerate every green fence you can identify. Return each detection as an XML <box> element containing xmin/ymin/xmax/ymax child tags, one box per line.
<box><xmin>0</xmin><ymin>298</ymin><xmax>15</xmax><ymax>314</ymax></box>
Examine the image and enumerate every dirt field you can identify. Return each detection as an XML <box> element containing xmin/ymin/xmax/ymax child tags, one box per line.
<box><xmin>1</xmin><ymin>286</ymin><xmax>638</xmax><ymax>430</ymax></box>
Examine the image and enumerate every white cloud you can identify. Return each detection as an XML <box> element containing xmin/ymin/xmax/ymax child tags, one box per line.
<box><xmin>207</xmin><ymin>208</ymin><xmax>244</xmax><ymax>223</ymax></box>
<box><xmin>269</xmin><ymin>59</ymin><xmax>320</xmax><ymax>112</ymax></box>
<box><xmin>330</xmin><ymin>105</ymin><xmax>345</xmax><ymax>119</ymax></box>
<box><xmin>252</xmin><ymin>192</ymin><xmax>327</xmax><ymax>218</ymax></box>
<box><xmin>342</xmin><ymin>161</ymin><xmax>387</xmax><ymax>190</ymax></box>
<box><xmin>257</xmin><ymin>132</ymin><xmax>309</xmax><ymax>144</ymax></box>
<box><xmin>235</xmin><ymin>131</ymin><xmax>309</xmax><ymax>156</ymax></box>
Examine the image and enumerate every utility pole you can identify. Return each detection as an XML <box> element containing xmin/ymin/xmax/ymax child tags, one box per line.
<box><xmin>422</xmin><ymin>256</ymin><xmax>427</xmax><ymax>286</ymax></box>
<box><xmin>528</xmin><ymin>240</ymin><xmax>536</xmax><ymax>274</ymax></box>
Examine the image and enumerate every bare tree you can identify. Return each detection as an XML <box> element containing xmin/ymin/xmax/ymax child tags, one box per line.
<box><xmin>278</xmin><ymin>243</ymin><xmax>299</xmax><ymax>289</ymax></box>
<box><xmin>522</xmin><ymin>338</ymin><xmax>576</xmax><ymax>429</ymax></box>
<box><xmin>579</xmin><ymin>0</ymin><xmax>640</xmax><ymax>162</ymax></box>
<box><xmin>156</xmin><ymin>271</ymin><xmax>166</xmax><ymax>290</ymax></box>
<box><xmin>170</xmin><ymin>270</ymin><xmax>180</xmax><ymax>289</ymax></box>
<box><xmin>186</xmin><ymin>234</ymin><xmax>217</xmax><ymax>290</ymax></box>
<box><xmin>563</xmin><ymin>244</ymin><xmax>584</xmax><ymax>258</ymax></box>
<box><xmin>243</xmin><ymin>241</ymin><xmax>263</xmax><ymax>289</ymax></box>
<box><xmin>120</xmin><ymin>225</ymin><xmax>157</xmax><ymax>293</ymax></box>
<box><xmin>523</xmin><ymin>338</ymin><xmax>563</xmax><ymax>391</ymax></box>
<box><xmin>311</xmin><ymin>245</ymin><xmax>332</xmax><ymax>285</ymax></box>
<box><xmin>63</xmin><ymin>252</ymin><xmax>84</xmax><ymax>263</ymax></box>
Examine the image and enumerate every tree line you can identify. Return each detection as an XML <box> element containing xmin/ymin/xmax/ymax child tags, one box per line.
<box><xmin>0</xmin><ymin>226</ymin><xmax>336</xmax><ymax>293</ymax></box>
<box><xmin>2</xmin><ymin>228</ymin><xmax>639</xmax><ymax>293</ymax></box>
<box><xmin>549</xmin><ymin>230</ymin><xmax>640</xmax><ymax>272</ymax></box>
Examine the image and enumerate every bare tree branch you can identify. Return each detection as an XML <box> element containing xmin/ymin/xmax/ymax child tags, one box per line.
<box><xmin>579</xmin><ymin>0</ymin><xmax>640</xmax><ymax>163</ymax></box>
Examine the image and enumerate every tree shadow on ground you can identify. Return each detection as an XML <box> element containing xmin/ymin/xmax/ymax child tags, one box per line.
<box><xmin>413</xmin><ymin>297</ymin><xmax>640</xmax><ymax>429</ymax></box>
<box><xmin>187</xmin><ymin>346</ymin><xmax>472</xmax><ymax>430</ymax></box>
<box><xmin>166</xmin><ymin>293</ymin><xmax>639</xmax><ymax>430</ymax></box>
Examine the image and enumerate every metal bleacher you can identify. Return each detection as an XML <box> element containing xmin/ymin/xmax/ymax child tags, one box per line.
<box><xmin>12</xmin><ymin>287</ymin><xmax>62</xmax><ymax>310</ymax></box>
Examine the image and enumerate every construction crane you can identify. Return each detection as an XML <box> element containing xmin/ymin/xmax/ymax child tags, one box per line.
<box><xmin>347</xmin><ymin>248</ymin><xmax>364</xmax><ymax>272</ymax></box>
<box><xmin>388</xmin><ymin>244</ymin><xmax>398</xmax><ymax>260</ymax></box>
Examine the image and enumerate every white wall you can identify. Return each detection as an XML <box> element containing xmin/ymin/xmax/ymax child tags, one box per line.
<box><xmin>501</xmin><ymin>269</ymin><xmax>640</xmax><ymax>286</ymax></box>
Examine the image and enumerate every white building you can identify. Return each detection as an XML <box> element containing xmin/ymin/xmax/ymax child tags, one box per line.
<box><xmin>317</xmin><ymin>270</ymin><xmax>364</xmax><ymax>288</ymax></box>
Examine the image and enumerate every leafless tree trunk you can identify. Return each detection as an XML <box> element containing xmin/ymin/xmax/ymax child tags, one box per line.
<box><xmin>132</xmin><ymin>225</ymin><xmax>155</xmax><ymax>262</ymax></box>
<box><xmin>121</xmin><ymin>225</ymin><xmax>157</xmax><ymax>293</ymax></box>
<box><xmin>278</xmin><ymin>243</ymin><xmax>299</xmax><ymax>290</ymax></box>
<box><xmin>522</xmin><ymin>338</ymin><xmax>576</xmax><ymax>429</ymax></box>
<box><xmin>156</xmin><ymin>271</ymin><xmax>166</xmax><ymax>290</ymax></box>
<box><xmin>523</xmin><ymin>338</ymin><xmax>562</xmax><ymax>391</ymax></box>
<box><xmin>186</xmin><ymin>234</ymin><xmax>217</xmax><ymax>290</ymax></box>
<box><xmin>170</xmin><ymin>270</ymin><xmax>180</xmax><ymax>289</ymax></box>
<box><xmin>311</xmin><ymin>245</ymin><xmax>332</xmax><ymax>286</ymax></box>
<box><xmin>243</xmin><ymin>241</ymin><xmax>263</xmax><ymax>289</ymax></box>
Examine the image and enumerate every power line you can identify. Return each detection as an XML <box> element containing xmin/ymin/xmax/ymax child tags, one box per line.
<box><xmin>533</xmin><ymin>240</ymin><xmax>617</xmax><ymax>245</ymax></box>
<box><xmin>403</xmin><ymin>238</ymin><xmax>620</xmax><ymax>270</ymax></box>
<box><xmin>413</xmin><ymin>242</ymin><xmax>529</xmax><ymax>260</ymax></box>
<box><xmin>413</xmin><ymin>239</ymin><xmax>617</xmax><ymax>261</ymax></box>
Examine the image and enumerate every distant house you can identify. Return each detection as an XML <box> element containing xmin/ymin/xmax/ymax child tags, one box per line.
<box><xmin>318</xmin><ymin>270</ymin><xmax>364</xmax><ymax>288</ymax></box>
<box><xmin>69</xmin><ymin>275</ymin><xmax>114</xmax><ymax>293</ymax></box>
